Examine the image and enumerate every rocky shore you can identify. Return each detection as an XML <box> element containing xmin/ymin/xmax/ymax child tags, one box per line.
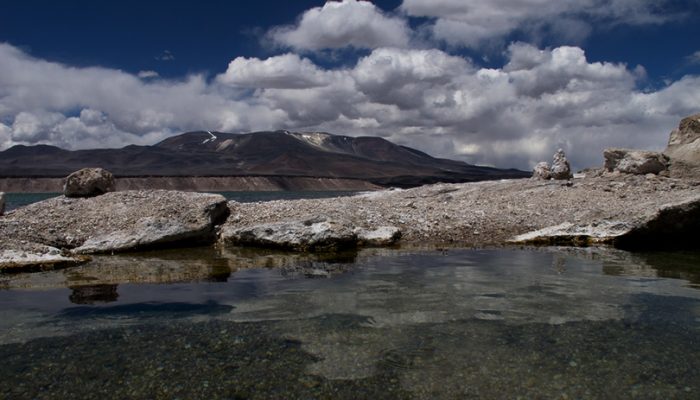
<box><xmin>1</xmin><ymin>113</ymin><xmax>699</xmax><ymax>272</ymax></box>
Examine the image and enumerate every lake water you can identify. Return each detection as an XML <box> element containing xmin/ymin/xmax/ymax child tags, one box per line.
<box><xmin>2</xmin><ymin>190</ymin><xmax>361</xmax><ymax>212</ymax></box>
<box><xmin>1</xmin><ymin>246</ymin><xmax>699</xmax><ymax>399</ymax></box>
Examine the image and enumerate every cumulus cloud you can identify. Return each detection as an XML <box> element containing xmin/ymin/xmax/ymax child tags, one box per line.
<box><xmin>217</xmin><ymin>53</ymin><xmax>333</xmax><ymax>89</ymax></box>
<box><xmin>230</xmin><ymin>44</ymin><xmax>698</xmax><ymax>170</ymax></box>
<box><xmin>268</xmin><ymin>0</ymin><xmax>411</xmax><ymax>51</ymax></box>
<box><xmin>400</xmin><ymin>0</ymin><xmax>683</xmax><ymax>48</ymax></box>
<box><xmin>0</xmin><ymin>42</ymin><xmax>288</xmax><ymax>150</ymax></box>
<box><xmin>1</xmin><ymin>41</ymin><xmax>698</xmax><ymax>171</ymax></box>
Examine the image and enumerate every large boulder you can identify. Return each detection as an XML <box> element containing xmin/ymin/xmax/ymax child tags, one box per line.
<box><xmin>64</xmin><ymin>168</ymin><xmax>116</xmax><ymax>198</ymax></box>
<box><xmin>0</xmin><ymin>192</ymin><xmax>4</xmax><ymax>216</ymax></box>
<box><xmin>665</xmin><ymin>113</ymin><xmax>700</xmax><ymax>178</ymax></box>
<box><xmin>0</xmin><ymin>190</ymin><xmax>229</xmax><ymax>254</ymax></box>
<box><xmin>550</xmin><ymin>149</ymin><xmax>572</xmax><ymax>180</ymax></box>
<box><xmin>666</xmin><ymin>113</ymin><xmax>700</xmax><ymax>162</ymax></box>
<box><xmin>603</xmin><ymin>148</ymin><xmax>669</xmax><ymax>175</ymax></box>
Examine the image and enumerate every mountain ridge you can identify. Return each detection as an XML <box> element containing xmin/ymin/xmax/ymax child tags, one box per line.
<box><xmin>0</xmin><ymin>130</ymin><xmax>529</xmax><ymax>187</ymax></box>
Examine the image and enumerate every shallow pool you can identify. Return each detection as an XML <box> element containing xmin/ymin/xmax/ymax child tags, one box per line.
<box><xmin>1</xmin><ymin>247</ymin><xmax>699</xmax><ymax>399</ymax></box>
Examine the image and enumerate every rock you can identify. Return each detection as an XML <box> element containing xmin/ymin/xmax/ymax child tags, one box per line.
<box><xmin>64</xmin><ymin>168</ymin><xmax>115</xmax><ymax>198</ymax></box>
<box><xmin>550</xmin><ymin>149</ymin><xmax>572</xmax><ymax>180</ymax></box>
<box><xmin>603</xmin><ymin>148</ymin><xmax>669</xmax><ymax>175</ymax></box>
<box><xmin>0</xmin><ymin>239</ymin><xmax>89</xmax><ymax>272</ymax></box>
<box><xmin>0</xmin><ymin>192</ymin><xmax>4</xmax><ymax>216</ymax></box>
<box><xmin>666</xmin><ymin>113</ymin><xmax>700</xmax><ymax>161</ymax></box>
<box><xmin>509</xmin><ymin>195</ymin><xmax>700</xmax><ymax>249</ymax></box>
<box><xmin>665</xmin><ymin>113</ymin><xmax>700</xmax><ymax>178</ymax></box>
<box><xmin>532</xmin><ymin>162</ymin><xmax>552</xmax><ymax>180</ymax></box>
<box><xmin>0</xmin><ymin>190</ymin><xmax>229</xmax><ymax>254</ymax></box>
<box><xmin>355</xmin><ymin>226</ymin><xmax>401</xmax><ymax>246</ymax></box>
<box><xmin>220</xmin><ymin>216</ymin><xmax>358</xmax><ymax>252</ymax></box>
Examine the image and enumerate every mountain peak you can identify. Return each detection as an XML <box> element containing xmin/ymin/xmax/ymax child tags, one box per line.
<box><xmin>0</xmin><ymin>130</ymin><xmax>529</xmax><ymax>185</ymax></box>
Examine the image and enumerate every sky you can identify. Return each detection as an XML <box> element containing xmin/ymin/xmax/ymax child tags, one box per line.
<box><xmin>1</xmin><ymin>0</ymin><xmax>699</xmax><ymax>170</ymax></box>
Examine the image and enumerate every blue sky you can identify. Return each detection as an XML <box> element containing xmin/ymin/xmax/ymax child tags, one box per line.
<box><xmin>1</xmin><ymin>0</ymin><xmax>699</xmax><ymax>169</ymax></box>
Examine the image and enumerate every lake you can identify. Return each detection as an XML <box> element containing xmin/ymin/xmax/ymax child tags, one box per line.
<box><xmin>2</xmin><ymin>190</ymin><xmax>362</xmax><ymax>212</ymax></box>
<box><xmin>1</xmin><ymin>245</ymin><xmax>699</xmax><ymax>399</ymax></box>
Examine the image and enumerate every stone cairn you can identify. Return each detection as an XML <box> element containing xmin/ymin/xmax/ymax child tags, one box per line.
<box><xmin>532</xmin><ymin>149</ymin><xmax>572</xmax><ymax>180</ymax></box>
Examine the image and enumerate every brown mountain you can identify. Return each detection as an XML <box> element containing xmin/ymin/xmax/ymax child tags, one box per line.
<box><xmin>0</xmin><ymin>130</ymin><xmax>529</xmax><ymax>187</ymax></box>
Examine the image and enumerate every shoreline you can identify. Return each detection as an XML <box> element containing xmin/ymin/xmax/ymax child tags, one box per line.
<box><xmin>0</xmin><ymin>176</ymin><xmax>381</xmax><ymax>193</ymax></box>
<box><xmin>2</xmin><ymin>171</ymin><xmax>699</xmax><ymax>272</ymax></box>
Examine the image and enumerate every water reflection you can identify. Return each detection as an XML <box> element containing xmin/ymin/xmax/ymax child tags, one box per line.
<box><xmin>68</xmin><ymin>284</ymin><xmax>119</xmax><ymax>304</ymax></box>
<box><xmin>0</xmin><ymin>247</ymin><xmax>699</xmax><ymax>399</ymax></box>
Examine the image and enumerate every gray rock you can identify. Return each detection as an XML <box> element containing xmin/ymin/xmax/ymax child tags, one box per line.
<box><xmin>666</xmin><ymin>113</ymin><xmax>700</xmax><ymax>160</ymax></box>
<box><xmin>551</xmin><ymin>149</ymin><xmax>572</xmax><ymax>180</ymax></box>
<box><xmin>604</xmin><ymin>148</ymin><xmax>669</xmax><ymax>175</ymax></box>
<box><xmin>532</xmin><ymin>162</ymin><xmax>552</xmax><ymax>180</ymax></box>
<box><xmin>665</xmin><ymin>113</ymin><xmax>700</xmax><ymax>178</ymax></box>
<box><xmin>509</xmin><ymin>195</ymin><xmax>700</xmax><ymax>249</ymax></box>
<box><xmin>0</xmin><ymin>190</ymin><xmax>229</xmax><ymax>255</ymax></box>
<box><xmin>0</xmin><ymin>192</ymin><xmax>4</xmax><ymax>216</ymax></box>
<box><xmin>355</xmin><ymin>226</ymin><xmax>401</xmax><ymax>246</ymax></box>
<box><xmin>0</xmin><ymin>239</ymin><xmax>89</xmax><ymax>272</ymax></box>
<box><xmin>64</xmin><ymin>168</ymin><xmax>116</xmax><ymax>198</ymax></box>
<box><xmin>221</xmin><ymin>216</ymin><xmax>358</xmax><ymax>252</ymax></box>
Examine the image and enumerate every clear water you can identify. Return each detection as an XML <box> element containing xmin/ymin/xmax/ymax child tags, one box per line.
<box><xmin>1</xmin><ymin>247</ymin><xmax>699</xmax><ymax>399</ymax></box>
<box><xmin>3</xmin><ymin>190</ymin><xmax>359</xmax><ymax>211</ymax></box>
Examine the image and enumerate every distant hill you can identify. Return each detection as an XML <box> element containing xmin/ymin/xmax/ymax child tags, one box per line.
<box><xmin>0</xmin><ymin>130</ymin><xmax>529</xmax><ymax>188</ymax></box>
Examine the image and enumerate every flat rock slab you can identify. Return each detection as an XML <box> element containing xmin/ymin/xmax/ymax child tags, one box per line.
<box><xmin>0</xmin><ymin>239</ymin><xmax>89</xmax><ymax>272</ymax></box>
<box><xmin>220</xmin><ymin>174</ymin><xmax>700</xmax><ymax>250</ymax></box>
<box><xmin>220</xmin><ymin>216</ymin><xmax>401</xmax><ymax>251</ymax></box>
<box><xmin>0</xmin><ymin>190</ymin><xmax>229</xmax><ymax>255</ymax></box>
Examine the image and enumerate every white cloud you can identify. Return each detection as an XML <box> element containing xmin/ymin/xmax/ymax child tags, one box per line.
<box><xmin>217</xmin><ymin>53</ymin><xmax>333</xmax><ymax>89</ymax></box>
<box><xmin>137</xmin><ymin>70</ymin><xmax>160</xmax><ymax>79</ymax></box>
<box><xmin>400</xmin><ymin>0</ymin><xmax>682</xmax><ymax>48</ymax></box>
<box><xmin>268</xmin><ymin>0</ymin><xmax>411</xmax><ymax>51</ymax></box>
<box><xmin>1</xmin><ymin>42</ymin><xmax>698</xmax><ymax>172</ymax></box>
<box><xmin>0</xmin><ymin>43</ymin><xmax>288</xmax><ymax>149</ymax></box>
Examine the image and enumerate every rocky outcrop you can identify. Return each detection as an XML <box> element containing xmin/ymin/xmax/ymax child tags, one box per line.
<box><xmin>0</xmin><ymin>190</ymin><xmax>229</xmax><ymax>254</ymax></box>
<box><xmin>0</xmin><ymin>192</ymin><xmax>4</xmax><ymax>216</ymax></box>
<box><xmin>532</xmin><ymin>162</ymin><xmax>551</xmax><ymax>180</ymax></box>
<box><xmin>509</xmin><ymin>195</ymin><xmax>700</xmax><ymax>249</ymax></box>
<box><xmin>551</xmin><ymin>149</ymin><xmax>573</xmax><ymax>180</ymax></box>
<box><xmin>64</xmin><ymin>168</ymin><xmax>115</xmax><ymax>197</ymax></box>
<box><xmin>220</xmin><ymin>216</ymin><xmax>401</xmax><ymax>251</ymax></box>
<box><xmin>604</xmin><ymin>149</ymin><xmax>669</xmax><ymax>175</ymax></box>
<box><xmin>219</xmin><ymin>173</ymin><xmax>700</xmax><ymax>251</ymax></box>
<box><xmin>665</xmin><ymin>113</ymin><xmax>700</xmax><ymax>179</ymax></box>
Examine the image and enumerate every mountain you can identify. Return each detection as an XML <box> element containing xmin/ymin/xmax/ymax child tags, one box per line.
<box><xmin>0</xmin><ymin>130</ymin><xmax>529</xmax><ymax>187</ymax></box>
